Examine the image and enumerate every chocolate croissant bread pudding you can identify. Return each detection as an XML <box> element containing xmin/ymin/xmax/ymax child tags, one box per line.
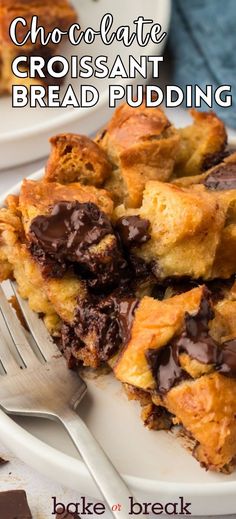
<box><xmin>1</xmin><ymin>104</ymin><xmax>236</xmax><ymax>473</ymax></box>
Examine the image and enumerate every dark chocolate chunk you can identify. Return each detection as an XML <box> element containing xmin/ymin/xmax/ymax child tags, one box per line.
<box><xmin>204</xmin><ymin>277</ymin><xmax>235</xmax><ymax>303</ymax></box>
<box><xmin>29</xmin><ymin>201</ymin><xmax>132</xmax><ymax>290</ymax></box>
<box><xmin>129</xmin><ymin>254</ymin><xmax>153</xmax><ymax>280</ymax></box>
<box><xmin>201</xmin><ymin>148</ymin><xmax>228</xmax><ymax>171</ymax></box>
<box><xmin>75</xmin><ymin>294</ymin><xmax>139</xmax><ymax>361</ymax></box>
<box><xmin>0</xmin><ymin>490</ymin><xmax>32</xmax><ymax>519</ymax></box>
<box><xmin>146</xmin><ymin>291</ymin><xmax>236</xmax><ymax>393</ymax></box>
<box><xmin>28</xmin><ymin>200</ymin><xmax>153</xmax><ymax>291</ymax></box>
<box><xmin>184</xmin><ymin>294</ymin><xmax>214</xmax><ymax>340</ymax></box>
<box><xmin>29</xmin><ymin>242</ymin><xmax>67</xmax><ymax>278</ymax></box>
<box><xmin>29</xmin><ymin>201</ymin><xmax>113</xmax><ymax>262</ymax></box>
<box><xmin>77</xmin><ymin>250</ymin><xmax>128</xmax><ymax>291</ymax></box>
<box><xmin>56</xmin><ymin>508</ymin><xmax>80</xmax><ymax>519</ymax></box>
<box><xmin>146</xmin><ymin>344</ymin><xmax>187</xmax><ymax>394</ymax></box>
<box><xmin>151</xmin><ymin>276</ymin><xmax>235</xmax><ymax>303</ymax></box>
<box><xmin>217</xmin><ymin>340</ymin><xmax>236</xmax><ymax>377</ymax></box>
<box><xmin>203</xmin><ymin>163</ymin><xmax>236</xmax><ymax>190</ymax></box>
<box><xmin>176</xmin><ymin>295</ymin><xmax>219</xmax><ymax>365</ymax></box>
<box><xmin>146</xmin><ymin>293</ymin><xmax>214</xmax><ymax>393</ymax></box>
<box><xmin>176</xmin><ymin>335</ymin><xmax>219</xmax><ymax>365</ymax></box>
<box><xmin>60</xmin><ymin>323</ymin><xmax>82</xmax><ymax>369</ymax></box>
<box><xmin>116</xmin><ymin>215</ymin><xmax>150</xmax><ymax>248</ymax></box>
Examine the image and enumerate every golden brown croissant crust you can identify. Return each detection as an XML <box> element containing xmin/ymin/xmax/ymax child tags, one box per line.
<box><xmin>115</xmin><ymin>286</ymin><xmax>236</xmax><ymax>472</ymax></box>
<box><xmin>96</xmin><ymin>102</ymin><xmax>180</xmax><ymax>208</ymax></box>
<box><xmin>45</xmin><ymin>134</ymin><xmax>112</xmax><ymax>187</ymax></box>
<box><xmin>173</xmin><ymin>109</ymin><xmax>227</xmax><ymax>177</ymax></box>
<box><xmin>0</xmin><ymin>105</ymin><xmax>235</xmax><ymax>472</ymax></box>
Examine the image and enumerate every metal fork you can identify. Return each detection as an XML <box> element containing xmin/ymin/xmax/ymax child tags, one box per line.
<box><xmin>0</xmin><ymin>281</ymin><xmax>135</xmax><ymax>519</ymax></box>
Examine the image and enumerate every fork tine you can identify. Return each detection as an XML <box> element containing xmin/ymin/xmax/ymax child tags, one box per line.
<box><xmin>0</xmin><ymin>310</ymin><xmax>21</xmax><ymax>375</ymax></box>
<box><xmin>10</xmin><ymin>282</ymin><xmax>60</xmax><ymax>361</ymax></box>
<box><xmin>0</xmin><ymin>286</ymin><xmax>40</xmax><ymax>369</ymax></box>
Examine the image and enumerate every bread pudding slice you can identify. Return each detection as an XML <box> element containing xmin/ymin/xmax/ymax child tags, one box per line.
<box><xmin>115</xmin><ymin>177</ymin><xmax>236</xmax><ymax>280</ymax></box>
<box><xmin>0</xmin><ymin>174</ymin><xmax>153</xmax><ymax>367</ymax></box>
<box><xmin>0</xmin><ymin>0</ymin><xmax>77</xmax><ymax>95</ymax></box>
<box><xmin>0</xmin><ymin>107</ymin><xmax>236</xmax><ymax>474</ymax></box>
<box><xmin>114</xmin><ymin>286</ymin><xmax>236</xmax><ymax>472</ymax></box>
<box><xmin>96</xmin><ymin>102</ymin><xmax>180</xmax><ymax>208</ymax></box>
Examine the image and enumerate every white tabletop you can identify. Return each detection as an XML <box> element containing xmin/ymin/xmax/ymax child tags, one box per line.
<box><xmin>0</xmin><ymin>444</ymin><xmax>233</xmax><ymax>518</ymax></box>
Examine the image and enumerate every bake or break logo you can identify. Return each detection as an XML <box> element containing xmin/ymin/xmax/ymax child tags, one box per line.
<box><xmin>10</xmin><ymin>14</ymin><xmax>232</xmax><ymax>109</ymax></box>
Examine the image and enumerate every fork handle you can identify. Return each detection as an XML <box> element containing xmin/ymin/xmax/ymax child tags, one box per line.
<box><xmin>58</xmin><ymin>407</ymin><xmax>135</xmax><ymax>519</ymax></box>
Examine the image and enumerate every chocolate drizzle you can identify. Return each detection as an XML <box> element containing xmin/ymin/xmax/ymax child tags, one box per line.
<box><xmin>179</xmin><ymin>294</ymin><xmax>218</xmax><ymax>365</ymax></box>
<box><xmin>146</xmin><ymin>344</ymin><xmax>186</xmax><ymax>394</ymax></box>
<box><xmin>116</xmin><ymin>215</ymin><xmax>150</xmax><ymax>248</ymax></box>
<box><xmin>146</xmin><ymin>293</ymin><xmax>236</xmax><ymax>394</ymax></box>
<box><xmin>203</xmin><ymin>163</ymin><xmax>236</xmax><ymax>190</ymax></box>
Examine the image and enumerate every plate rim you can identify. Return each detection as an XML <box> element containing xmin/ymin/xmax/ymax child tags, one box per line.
<box><xmin>1</xmin><ymin>167</ymin><xmax>236</xmax><ymax>516</ymax></box>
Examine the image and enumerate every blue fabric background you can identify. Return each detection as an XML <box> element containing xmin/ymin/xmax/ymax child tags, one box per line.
<box><xmin>169</xmin><ymin>0</ymin><xmax>236</xmax><ymax>127</ymax></box>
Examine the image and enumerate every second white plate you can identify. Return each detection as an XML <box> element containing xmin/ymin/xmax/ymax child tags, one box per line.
<box><xmin>0</xmin><ymin>0</ymin><xmax>171</xmax><ymax>169</ymax></box>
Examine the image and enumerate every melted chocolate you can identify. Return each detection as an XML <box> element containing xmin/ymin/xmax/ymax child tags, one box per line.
<box><xmin>29</xmin><ymin>201</ymin><xmax>129</xmax><ymax>289</ymax></box>
<box><xmin>116</xmin><ymin>215</ymin><xmax>150</xmax><ymax>248</ymax></box>
<box><xmin>203</xmin><ymin>163</ymin><xmax>236</xmax><ymax>190</ymax></box>
<box><xmin>75</xmin><ymin>294</ymin><xmax>139</xmax><ymax>361</ymax></box>
<box><xmin>60</xmin><ymin>323</ymin><xmax>82</xmax><ymax>369</ymax></box>
<box><xmin>217</xmin><ymin>340</ymin><xmax>236</xmax><ymax>377</ymax></box>
<box><xmin>201</xmin><ymin>148</ymin><xmax>228</xmax><ymax>171</ymax></box>
<box><xmin>0</xmin><ymin>490</ymin><xmax>32</xmax><ymax>519</ymax></box>
<box><xmin>29</xmin><ymin>242</ymin><xmax>67</xmax><ymax>278</ymax></box>
<box><xmin>29</xmin><ymin>201</ymin><xmax>153</xmax><ymax>292</ymax></box>
<box><xmin>147</xmin><ymin>344</ymin><xmax>187</xmax><ymax>394</ymax></box>
<box><xmin>77</xmin><ymin>250</ymin><xmax>128</xmax><ymax>291</ymax></box>
<box><xmin>29</xmin><ymin>201</ymin><xmax>113</xmax><ymax>261</ymax></box>
<box><xmin>184</xmin><ymin>294</ymin><xmax>214</xmax><ymax>339</ymax></box>
<box><xmin>146</xmin><ymin>293</ymin><xmax>236</xmax><ymax>394</ymax></box>
<box><xmin>151</xmin><ymin>277</ymin><xmax>235</xmax><ymax>303</ymax></box>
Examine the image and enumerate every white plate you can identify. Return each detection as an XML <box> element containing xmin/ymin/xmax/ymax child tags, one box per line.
<box><xmin>0</xmin><ymin>0</ymin><xmax>171</xmax><ymax>170</ymax></box>
<box><xmin>1</xmin><ymin>169</ymin><xmax>236</xmax><ymax>516</ymax></box>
